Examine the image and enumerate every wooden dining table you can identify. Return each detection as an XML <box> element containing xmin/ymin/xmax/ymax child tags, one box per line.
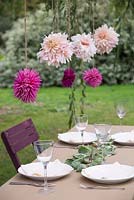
<box><xmin>0</xmin><ymin>125</ymin><xmax>134</xmax><ymax>200</ymax></box>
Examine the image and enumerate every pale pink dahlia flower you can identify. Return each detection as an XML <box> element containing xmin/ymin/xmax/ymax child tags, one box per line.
<box><xmin>37</xmin><ymin>32</ymin><xmax>73</xmax><ymax>67</ymax></box>
<box><xmin>83</xmin><ymin>67</ymin><xmax>102</xmax><ymax>88</ymax></box>
<box><xmin>71</xmin><ymin>33</ymin><xmax>96</xmax><ymax>62</ymax></box>
<box><xmin>13</xmin><ymin>68</ymin><xmax>41</xmax><ymax>103</ymax></box>
<box><xmin>94</xmin><ymin>24</ymin><xmax>119</xmax><ymax>54</ymax></box>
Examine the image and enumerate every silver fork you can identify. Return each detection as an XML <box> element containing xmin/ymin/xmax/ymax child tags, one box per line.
<box><xmin>9</xmin><ymin>181</ymin><xmax>55</xmax><ymax>187</ymax></box>
<box><xmin>80</xmin><ymin>184</ymin><xmax>125</xmax><ymax>190</ymax></box>
<box><xmin>54</xmin><ymin>145</ymin><xmax>77</xmax><ymax>149</ymax></box>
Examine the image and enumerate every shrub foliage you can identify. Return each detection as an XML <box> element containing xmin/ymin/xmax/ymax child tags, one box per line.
<box><xmin>0</xmin><ymin>1</ymin><xmax>134</xmax><ymax>87</ymax></box>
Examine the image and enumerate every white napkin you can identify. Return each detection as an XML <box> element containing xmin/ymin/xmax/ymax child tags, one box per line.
<box><xmin>58</xmin><ymin>131</ymin><xmax>97</xmax><ymax>143</ymax></box>
<box><xmin>20</xmin><ymin>159</ymin><xmax>73</xmax><ymax>177</ymax></box>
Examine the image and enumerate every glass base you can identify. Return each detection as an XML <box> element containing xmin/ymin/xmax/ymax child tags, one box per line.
<box><xmin>38</xmin><ymin>187</ymin><xmax>54</xmax><ymax>194</ymax></box>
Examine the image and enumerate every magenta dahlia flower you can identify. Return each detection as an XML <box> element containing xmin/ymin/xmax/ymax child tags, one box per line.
<box><xmin>62</xmin><ymin>68</ymin><xmax>75</xmax><ymax>87</ymax></box>
<box><xmin>37</xmin><ymin>32</ymin><xmax>73</xmax><ymax>67</ymax></box>
<box><xmin>94</xmin><ymin>24</ymin><xmax>119</xmax><ymax>54</ymax></box>
<box><xmin>83</xmin><ymin>68</ymin><xmax>102</xmax><ymax>88</ymax></box>
<box><xmin>13</xmin><ymin>68</ymin><xmax>41</xmax><ymax>103</ymax></box>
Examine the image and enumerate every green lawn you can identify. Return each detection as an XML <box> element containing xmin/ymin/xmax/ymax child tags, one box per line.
<box><xmin>0</xmin><ymin>85</ymin><xmax>134</xmax><ymax>185</ymax></box>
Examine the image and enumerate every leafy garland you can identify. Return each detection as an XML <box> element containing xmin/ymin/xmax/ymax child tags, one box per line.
<box><xmin>65</xmin><ymin>140</ymin><xmax>116</xmax><ymax>172</ymax></box>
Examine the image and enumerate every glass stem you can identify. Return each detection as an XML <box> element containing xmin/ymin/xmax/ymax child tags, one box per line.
<box><xmin>120</xmin><ymin>118</ymin><xmax>122</xmax><ymax>126</ymax></box>
<box><xmin>81</xmin><ymin>130</ymin><xmax>84</xmax><ymax>145</ymax></box>
<box><xmin>43</xmin><ymin>162</ymin><xmax>48</xmax><ymax>191</ymax></box>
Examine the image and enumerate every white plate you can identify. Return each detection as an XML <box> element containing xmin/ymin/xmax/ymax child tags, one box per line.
<box><xmin>58</xmin><ymin>131</ymin><xmax>97</xmax><ymax>145</ymax></box>
<box><xmin>81</xmin><ymin>162</ymin><xmax>134</xmax><ymax>184</ymax></box>
<box><xmin>18</xmin><ymin>159</ymin><xmax>73</xmax><ymax>181</ymax></box>
<box><xmin>111</xmin><ymin>132</ymin><xmax>134</xmax><ymax>145</ymax></box>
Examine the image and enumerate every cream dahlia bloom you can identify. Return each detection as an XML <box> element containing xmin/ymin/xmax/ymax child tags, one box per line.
<box><xmin>94</xmin><ymin>24</ymin><xmax>119</xmax><ymax>54</ymax></box>
<box><xmin>37</xmin><ymin>32</ymin><xmax>73</xmax><ymax>67</ymax></box>
<box><xmin>71</xmin><ymin>33</ymin><xmax>97</xmax><ymax>62</ymax></box>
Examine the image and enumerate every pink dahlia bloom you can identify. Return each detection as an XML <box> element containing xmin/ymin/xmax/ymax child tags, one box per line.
<box><xmin>94</xmin><ymin>24</ymin><xmax>119</xmax><ymax>54</ymax></box>
<box><xmin>13</xmin><ymin>68</ymin><xmax>41</xmax><ymax>103</ymax></box>
<box><xmin>83</xmin><ymin>67</ymin><xmax>102</xmax><ymax>88</ymax></box>
<box><xmin>71</xmin><ymin>33</ymin><xmax>96</xmax><ymax>62</ymax></box>
<box><xmin>37</xmin><ymin>32</ymin><xmax>73</xmax><ymax>67</ymax></box>
<box><xmin>62</xmin><ymin>68</ymin><xmax>75</xmax><ymax>87</ymax></box>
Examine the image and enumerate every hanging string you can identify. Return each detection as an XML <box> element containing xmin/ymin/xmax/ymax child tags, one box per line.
<box><xmin>52</xmin><ymin>0</ymin><xmax>54</xmax><ymax>30</ymax></box>
<box><xmin>66</xmin><ymin>0</ymin><xmax>71</xmax><ymax>37</ymax></box>
<box><xmin>52</xmin><ymin>0</ymin><xmax>59</xmax><ymax>32</ymax></box>
<box><xmin>55</xmin><ymin>0</ymin><xmax>59</xmax><ymax>32</ymax></box>
<box><xmin>92</xmin><ymin>0</ymin><xmax>95</xmax><ymax>68</ymax></box>
<box><xmin>65</xmin><ymin>0</ymin><xmax>75</xmax><ymax>128</ymax></box>
<box><xmin>24</xmin><ymin>0</ymin><xmax>28</xmax><ymax>67</ymax></box>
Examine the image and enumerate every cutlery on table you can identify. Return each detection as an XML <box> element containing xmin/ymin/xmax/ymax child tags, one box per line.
<box><xmin>54</xmin><ymin>145</ymin><xmax>77</xmax><ymax>149</ymax></box>
<box><xmin>80</xmin><ymin>184</ymin><xmax>125</xmax><ymax>190</ymax></box>
<box><xmin>9</xmin><ymin>181</ymin><xmax>56</xmax><ymax>187</ymax></box>
<box><xmin>116</xmin><ymin>145</ymin><xmax>134</xmax><ymax>149</ymax></box>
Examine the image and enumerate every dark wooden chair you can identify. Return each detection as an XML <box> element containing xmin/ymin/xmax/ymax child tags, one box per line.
<box><xmin>1</xmin><ymin>118</ymin><xmax>39</xmax><ymax>171</ymax></box>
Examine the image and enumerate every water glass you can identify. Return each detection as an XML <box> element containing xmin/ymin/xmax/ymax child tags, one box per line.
<box><xmin>94</xmin><ymin>123</ymin><xmax>111</xmax><ymax>146</ymax></box>
<box><xmin>75</xmin><ymin>114</ymin><xmax>88</xmax><ymax>144</ymax></box>
<box><xmin>34</xmin><ymin>140</ymin><xmax>54</xmax><ymax>194</ymax></box>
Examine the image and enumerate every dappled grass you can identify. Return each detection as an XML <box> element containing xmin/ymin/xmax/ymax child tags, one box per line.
<box><xmin>0</xmin><ymin>85</ymin><xmax>134</xmax><ymax>185</ymax></box>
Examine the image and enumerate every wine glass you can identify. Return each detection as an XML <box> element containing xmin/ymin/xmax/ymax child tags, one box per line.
<box><xmin>34</xmin><ymin>140</ymin><xmax>54</xmax><ymax>194</ymax></box>
<box><xmin>116</xmin><ymin>102</ymin><xmax>126</xmax><ymax>127</ymax></box>
<box><xmin>75</xmin><ymin>114</ymin><xmax>88</xmax><ymax>144</ymax></box>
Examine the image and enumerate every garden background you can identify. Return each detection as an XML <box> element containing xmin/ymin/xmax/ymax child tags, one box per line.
<box><xmin>0</xmin><ymin>0</ymin><xmax>134</xmax><ymax>185</ymax></box>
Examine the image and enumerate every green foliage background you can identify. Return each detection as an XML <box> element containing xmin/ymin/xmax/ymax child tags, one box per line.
<box><xmin>0</xmin><ymin>0</ymin><xmax>134</xmax><ymax>87</ymax></box>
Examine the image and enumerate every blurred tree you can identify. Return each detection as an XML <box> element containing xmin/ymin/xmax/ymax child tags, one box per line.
<box><xmin>0</xmin><ymin>0</ymin><xmax>134</xmax><ymax>87</ymax></box>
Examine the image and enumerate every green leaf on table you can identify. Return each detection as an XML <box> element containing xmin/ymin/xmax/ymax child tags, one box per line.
<box><xmin>65</xmin><ymin>141</ymin><xmax>116</xmax><ymax>172</ymax></box>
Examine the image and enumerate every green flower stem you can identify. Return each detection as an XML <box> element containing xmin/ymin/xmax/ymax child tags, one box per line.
<box><xmin>80</xmin><ymin>60</ymin><xmax>86</xmax><ymax>114</ymax></box>
<box><xmin>68</xmin><ymin>85</ymin><xmax>76</xmax><ymax>128</ymax></box>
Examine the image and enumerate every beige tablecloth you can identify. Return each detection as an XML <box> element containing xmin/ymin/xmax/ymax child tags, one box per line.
<box><xmin>0</xmin><ymin>125</ymin><xmax>134</xmax><ymax>200</ymax></box>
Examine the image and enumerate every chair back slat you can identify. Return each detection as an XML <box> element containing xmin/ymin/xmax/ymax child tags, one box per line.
<box><xmin>1</xmin><ymin>118</ymin><xmax>39</xmax><ymax>170</ymax></box>
<box><xmin>12</xmin><ymin>132</ymin><xmax>38</xmax><ymax>152</ymax></box>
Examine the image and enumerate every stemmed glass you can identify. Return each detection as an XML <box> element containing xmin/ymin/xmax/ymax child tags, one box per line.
<box><xmin>75</xmin><ymin>114</ymin><xmax>88</xmax><ymax>144</ymax></box>
<box><xmin>34</xmin><ymin>140</ymin><xmax>54</xmax><ymax>194</ymax></box>
<box><xmin>116</xmin><ymin>102</ymin><xmax>126</xmax><ymax>127</ymax></box>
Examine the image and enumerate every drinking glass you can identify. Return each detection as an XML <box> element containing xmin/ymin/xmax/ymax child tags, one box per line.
<box><xmin>34</xmin><ymin>140</ymin><xmax>54</xmax><ymax>194</ymax></box>
<box><xmin>116</xmin><ymin>102</ymin><xmax>126</xmax><ymax>127</ymax></box>
<box><xmin>94</xmin><ymin>124</ymin><xmax>111</xmax><ymax>163</ymax></box>
<box><xmin>75</xmin><ymin>114</ymin><xmax>88</xmax><ymax>144</ymax></box>
<box><xmin>94</xmin><ymin>124</ymin><xmax>111</xmax><ymax>146</ymax></box>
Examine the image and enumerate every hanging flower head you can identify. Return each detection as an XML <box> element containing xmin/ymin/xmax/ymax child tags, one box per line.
<box><xmin>94</xmin><ymin>24</ymin><xmax>119</xmax><ymax>54</ymax></box>
<box><xmin>13</xmin><ymin>68</ymin><xmax>41</xmax><ymax>103</ymax></box>
<box><xmin>37</xmin><ymin>32</ymin><xmax>73</xmax><ymax>67</ymax></box>
<box><xmin>83</xmin><ymin>67</ymin><xmax>102</xmax><ymax>88</ymax></box>
<box><xmin>71</xmin><ymin>33</ymin><xmax>97</xmax><ymax>62</ymax></box>
<box><xmin>62</xmin><ymin>68</ymin><xmax>75</xmax><ymax>87</ymax></box>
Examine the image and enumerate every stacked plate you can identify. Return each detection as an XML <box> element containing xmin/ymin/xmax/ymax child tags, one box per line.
<box><xmin>111</xmin><ymin>132</ymin><xmax>134</xmax><ymax>145</ymax></box>
<box><xmin>18</xmin><ymin>159</ymin><xmax>73</xmax><ymax>181</ymax></box>
<box><xmin>81</xmin><ymin>162</ymin><xmax>134</xmax><ymax>184</ymax></box>
<box><xmin>58</xmin><ymin>131</ymin><xmax>97</xmax><ymax>145</ymax></box>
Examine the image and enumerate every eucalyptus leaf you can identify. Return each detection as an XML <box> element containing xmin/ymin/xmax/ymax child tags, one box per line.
<box><xmin>65</xmin><ymin>141</ymin><xmax>116</xmax><ymax>172</ymax></box>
